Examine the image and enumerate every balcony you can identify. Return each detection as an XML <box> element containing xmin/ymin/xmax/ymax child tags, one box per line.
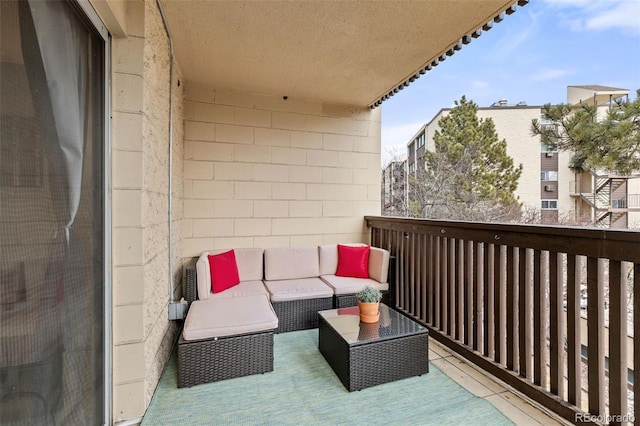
<box><xmin>364</xmin><ymin>216</ymin><xmax>639</xmax><ymax>424</ymax></box>
<box><xmin>141</xmin><ymin>216</ymin><xmax>638</xmax><ymax>425</ymax></box>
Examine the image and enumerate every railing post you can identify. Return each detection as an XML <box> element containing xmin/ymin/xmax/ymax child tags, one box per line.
<box><xmin>634</xmin><ymin>263</ymin><xmax>640</xmax><ymax>425</ymax></box>
<box><xmin>519</xmin><ymin>248</ymin><xmax>531</xmax><ymax>380</ymax></box>
<box><xmin>456</xmin><ymin>239</ymin><xmax>464</xmax><ymax>342</ymax></box>
<box><xmin>427</xmin><ymin>235</ymin><xmax>435</xmax><ymax>325</ymax></box>
<box><xmin>506</xmin><ymin>246</ymin><xmax>516</xmax><ymax>372</ymax></box>
<box><xmin>483</xmin><ymin>243</ymin><xmax>493</xmax><ymax>357</ymax></box>
<box><xmin>533</xmin><ymin>249</ymin><xmax>543</xmax><ymax>387</ymax></box>
<box><xmin>494</xmin><ymin>244</ymin><xmax>503</xmax><ymax>365</ymax></box>
<box><xmin>567</xmin><ymin>254</ymin><xmax>581</xmax><ymax>407</ymax></box>
<box><xmin>608</xmin><ymin>260</ymin><xmax>627</xmax><ymax>425</ymax></box>
<box><xmin>587</xmin><ymin>257</ymin><xmax>605</xmax><ymax>416</ymax></box>
<box><xmin>473</xmin><ymin>242</ymin><xmax>481</xmax><ymax>353</ymax></box>
<box><xmin>464</xmin><ymin>240</ymin><xmax>473</xmax><ymax>347</ymax></box>
<box><xmin>549</xmin><ymin>251</ymin><xmax>563</xmax><ymax>398</ymax></box>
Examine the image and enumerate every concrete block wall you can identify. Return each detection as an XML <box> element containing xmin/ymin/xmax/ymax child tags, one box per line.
<box><xmin>109</xmin><ymin>0</ymin><xmax>183</xmax><ymax>422</ymax></box>
<box><xmin>182</xmin><ymin>86</ymin><xmax>382</xmax><ymax>258</ymax></box>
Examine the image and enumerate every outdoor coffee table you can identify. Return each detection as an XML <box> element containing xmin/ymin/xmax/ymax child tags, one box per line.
<box><xmin>318</xmin><ymin>303</ymin><xmax>429</xmax><ymax>391</ymax></box>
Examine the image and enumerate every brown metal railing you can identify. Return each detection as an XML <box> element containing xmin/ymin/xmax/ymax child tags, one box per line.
<box><xmin>365</xmin><ymin>216</ymin><xmax>640</xmax><ymax>425</ymax></box>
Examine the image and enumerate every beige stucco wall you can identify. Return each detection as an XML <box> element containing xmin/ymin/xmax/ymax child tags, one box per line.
<box><xmin>107</xmin><ymin>0</ymin><xmax>183</xmax><ymax>422</ymax></box>
<box><xmin>421</xmin><ymin>108</ymin><xmax>542</xmax><ymax>210</ymax></box>
<box><xmin>477</xmin><ymin>108</ymin><xmax>541</xmax><ymax>210</ymax></box>
<box><xmin>628</xmin><ymin>178</ymin><xmax>640</xmax><ymax>228</ymax></box>
<box><xmin>182</xmin><ymin>87</ymin><xmax>382</xmax><ymax>258</ymax></box>
<box><xmin>556</xmin><ymin>150</ymin><xmax>575</xmax><ymax>220</ymax></box>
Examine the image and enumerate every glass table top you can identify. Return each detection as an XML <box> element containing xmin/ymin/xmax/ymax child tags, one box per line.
<box><xmin>318</xmin><ymin>303</ymin><xmax>427</xmax><ymax>346</ymax></box>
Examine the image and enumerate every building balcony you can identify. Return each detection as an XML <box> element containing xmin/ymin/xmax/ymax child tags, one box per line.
<box><xmin>140</xmin><ymin>216</ymin><xmax>638</xmax><ymax>425</ymax></box>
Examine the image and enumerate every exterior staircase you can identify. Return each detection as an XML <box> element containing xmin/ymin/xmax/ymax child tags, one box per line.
<box><xmin>573</xmin><ymin>172</ymin><xmax>638</xmax><ymax>228</ymax></box>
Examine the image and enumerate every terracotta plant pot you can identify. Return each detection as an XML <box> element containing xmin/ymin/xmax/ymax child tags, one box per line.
<box><xmin>358</xmin><ymin>301</ymin><xmax>380</xmax><ymax>323</ymax></box>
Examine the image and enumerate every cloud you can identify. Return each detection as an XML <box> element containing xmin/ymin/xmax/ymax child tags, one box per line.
<box><xmin>380</xmin><ymin>121</ymin><xmax>423</xmax><ymax>165</ymax></box>
<box><xmin>584</xmin><ymin>2</ymin><xmax>640</xmax><ymax>34</ymax></box>
<box><xmin>530</xmin><ymin>68</ymin><xmax>573</xmax><ymax>81</ymax></box>
<box><xmin>543</xmin><ymin>0</ymin><xmax>640</xmax><ymax>35</ymax></box>
<box><xmin>492</xmin><ymin>9</ymin><xmax>539</xmax><ymax>57</ymax></box>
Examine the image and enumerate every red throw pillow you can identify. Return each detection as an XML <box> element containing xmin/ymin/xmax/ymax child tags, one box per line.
<box><xmin>335</xmin><ymin>244</ymin><xmax>370</xmax><ymax>278</ymax></box>
<box><xmin>208</xmin><ymin>250</ymin><xmax>240</xmax><ymax>293</ymax></box>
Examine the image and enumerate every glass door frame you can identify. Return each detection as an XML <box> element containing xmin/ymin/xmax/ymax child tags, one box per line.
<box><xmin>71</xmin><ymin>1</ymin><xmax>111</xmax><ymax>424</ymax></box>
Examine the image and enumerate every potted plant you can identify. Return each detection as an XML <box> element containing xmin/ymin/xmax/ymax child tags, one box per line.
<box><xmin>356</xmin><ymin>286</ymin><xmax>382</xmax><ymax>323</ymax></box>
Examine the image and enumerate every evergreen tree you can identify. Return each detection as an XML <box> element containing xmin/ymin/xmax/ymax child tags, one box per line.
<box><xmin>531</xmin><ymin>89</ymin><xmax>640</xmax><ymax>175</ymax></box>
<box><xmin>410</xmin><ymin>96</ymin><xmax>522</xmax><ymax>221</ymax></box>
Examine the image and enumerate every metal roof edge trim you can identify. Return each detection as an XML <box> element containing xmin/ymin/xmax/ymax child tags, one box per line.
<box><xmin>368</xmin><ymin>0</ymin><xmax>529</xmax><ymax>109</ymax></box>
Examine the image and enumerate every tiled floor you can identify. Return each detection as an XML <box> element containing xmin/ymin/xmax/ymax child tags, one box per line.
<box><xmin>429</xmin><ymin>339</ymin><xmax>571</xmax><ymax>425</ymax></box>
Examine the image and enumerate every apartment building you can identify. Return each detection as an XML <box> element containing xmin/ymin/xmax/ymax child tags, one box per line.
<box><xmin>400</xmin><ymin>85</ymin><xmax>638</xmax><ymax>227</ymax></box>
<box><xmin>382</xmin><ymin>159</ymin><xmax>407</xmax><ymax>216</ymax></box>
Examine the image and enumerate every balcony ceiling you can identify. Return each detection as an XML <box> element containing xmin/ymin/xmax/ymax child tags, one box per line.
<box><xmin>162</xmin><ymin>0</ymin><xmax>519</xmax><ymax>107</ymax></box>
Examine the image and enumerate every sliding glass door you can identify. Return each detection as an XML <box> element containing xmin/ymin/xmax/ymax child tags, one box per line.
<box><xmin>1</xmin><ymin>0</ymin><xmax>107</xmax><ymax>424</ymax></box>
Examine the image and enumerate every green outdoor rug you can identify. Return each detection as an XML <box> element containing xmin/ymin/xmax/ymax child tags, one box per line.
<box><xmin>142</xmin><ymin>329</ymin><xmax>513</xmax><ymax>425</ymax></box>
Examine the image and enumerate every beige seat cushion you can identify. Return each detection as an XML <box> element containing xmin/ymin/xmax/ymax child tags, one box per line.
<box><xmin>195</xmin><ymin>248</ymin><xmax>264</xmax><ymax>300</ymax></box>
<box><xmin>182</xmin><ymin>295</ymin><xmax>278</xmax><ymax>340</ymax></box>
<box><xmin>206</xmin><ymin>280</ymin><xmax>268</xmax><ymax>299</ymax></box>
<box><xmin>320</xmin><ymin>275</ymin><xmax>388</xmax><ymax>295</ymax></box>
<box><xmin>264</xmin><ymin>246</ymin><xmax>319</xmax><ymax>281</ymax></box>
<box><xmin>263</xmin><ymin>277</ymin><xmax>333</xmax><ymax>302</ymax></box>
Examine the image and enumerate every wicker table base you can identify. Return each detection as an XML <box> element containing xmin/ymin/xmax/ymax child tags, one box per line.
<box><xmin>271</xmin><ymin>297</ymin><xmax>333</xmax><ymax>333</ymax></box>
<box><xmin>318</xmin><ymin>305</ymin><xmax>428</xmax><ymax>391</ymax></box>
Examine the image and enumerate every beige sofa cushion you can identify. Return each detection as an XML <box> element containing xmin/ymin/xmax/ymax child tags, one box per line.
<box><xmin>263</xmin><ymin>277</ymin><xmax>333</xmax><ymax>302</ymax></box>
<box><xmin>195</xmin><ymin>248</ymin><xmax>264</xmax><ymax>300</ymax></box>
<box><xmin>264</xmin><ymin>246</ymin><xmax>319</xmax><ymax>281</ymax></box>
<box><xmin>320</xmin><ymin>275</ymin><xmax>388</xmax><ymax>295</ymax></box>
<box><xmin>182</xmin><ymin>295</ymin><xmax>278</xmax><ymax>340</ymax></box>
<box><xmin>319</xmin><ymin>244</ymin><xmax>389</xmax><ymax>283</ymax></box>
<box><xmin>205</xmin><ymin>280</ymin><xmax>268</xmax><ymax>300</ymax></box>
<box><xmin>368</xmin><ymin>247</ymin><xmax>390</xmax><ymax>284</ymax></box>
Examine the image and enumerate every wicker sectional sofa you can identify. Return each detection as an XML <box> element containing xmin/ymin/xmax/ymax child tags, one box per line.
<box><xmin>179</xmin><ymin>244</ymin><xmax>390</xmax><ymax>388</ymax></box>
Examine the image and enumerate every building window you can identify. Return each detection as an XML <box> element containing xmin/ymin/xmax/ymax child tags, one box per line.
<box><xmin>540</xmin><ymin>143</ymin><xmax>558</xmax><ymax>153</ymax></box>
<box><xmin>540</xmin><ymin>114</ymin><xmax>552</xmax><ymax>125</ymax></box>
<box><xmin>541</xmin><ymin>171</ymin><xmax>558</xmax><ymax>181</ymax></box>
<box><xmin>408</xmin><ymin>163</ymin><xmax>415</xmax><ymax>173</ymax></box>
<box><xmin>417</xmin><ymin>132</ymin><xmax>425</xmax><ymax>148</ymax></box>
<box><xmin>541</xmin><ymin>200</ymin><xmax>558</xmax><ymax>209</ymax></box>
<box><xmin>612</xmin><ymin>199</ymin><xmax>627</xmax><ymax>208</ymax></box>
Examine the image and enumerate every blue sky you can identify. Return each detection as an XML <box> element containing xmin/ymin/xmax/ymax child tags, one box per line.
<box><xmin>380</xmin><ymin>0</ymin><xmax>640</xmax><ymax>163</ymax></box>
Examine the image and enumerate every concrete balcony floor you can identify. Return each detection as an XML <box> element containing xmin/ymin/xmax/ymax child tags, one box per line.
<box><xmin>142</xmin><ymin>329</ymin><xmax>570</xmax><ymax>425</ymax></box>
<box><xmin>429</xmin><ymin>339</ymin><xmax>569</xmax><ymax>425</ymax></box>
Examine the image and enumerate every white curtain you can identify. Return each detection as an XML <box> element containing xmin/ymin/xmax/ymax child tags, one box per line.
<box><xmin>28</xmin><ymin>0</ymin><xmax>88</xmax><ymax>243</ymax></box>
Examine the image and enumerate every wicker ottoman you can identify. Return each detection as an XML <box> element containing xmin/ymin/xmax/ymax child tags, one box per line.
<box><xmin>178</xmin><ymin>295</ymin><xmax>278</xmax><ymax>388</ymax></box>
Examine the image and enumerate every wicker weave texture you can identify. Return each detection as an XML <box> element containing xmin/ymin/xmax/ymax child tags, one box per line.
<box><xmin>271</xmin><ymin>297</ymin><xmax>333</xmax><ymax>333</ymax></box>
<box><xmin>335</xmin><ymin>291</ymin><xmax>391</xmax><ymax>308</ymax></box>
<box><xmin>318</xmin><ymin>316</ymin><xmax>429</xmax><ymax>391</ymax></box>
<box><xmin>178</xmin><ymin>331</ymin><xmax>274</xmax><ymax>388</ymax></box>
<box><xmin>185</xmin><ymin>267</ymin><xmax>198</xmax><ymax>304</ymax></box>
